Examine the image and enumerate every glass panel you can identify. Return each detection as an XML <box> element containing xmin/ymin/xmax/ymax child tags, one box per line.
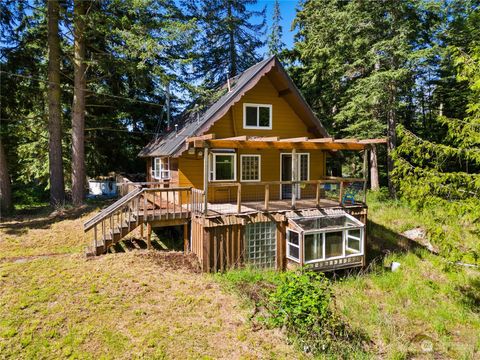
<box><xmin>215</xmin><ymin>155</ymin><xmax>234</xmax><ymax>180</ymax></box>
<box><xmin>288</xmin><ymin>230</ymin><xmax>299</xmax><ymax>246</ymax></box>
<box><xmin>288</xmin><ymin>245</ymin><xmax>299</xmax><ymax>260</ymax></box>
<box><xmin>259</xmin><ymin>106</ymin><xmax>270</xmax><ymax>127</ymax></box>
<box><xmin>346</xmin><ymin>238</ymin><xmax>361</xmax><ymax>254</ymax></box>
<box><xmin>293</xmin><ymin>215</ymin><xmax>360</xmax><ymax>231</ymax></box>
<box><xmin>245</xmin><ymin>106</ymin><xmax>257</xmax><ymax>126</ymax></box>
<box><xmin>304</xmin><ymin>233</ymin><xmax>323</xmax><ymax>262</ymax></box>
<box><xmin>348</xmin><ymin>229</ymin><xmax>361</xmax><ymax>239</ymax></box>
<box><xmin>299</xmin><ymin>154</ymin><xmax>308</xmax><ymax>181</ymax></box>
<box><xmin>245</xmin><ymin>222</ymin><xmax>276</xmax><ymax>268</ymax></box>
<box><xmin>325</xmin><ymin>231</ymin><xmax>343</xmax><ymax>258</ymax></box>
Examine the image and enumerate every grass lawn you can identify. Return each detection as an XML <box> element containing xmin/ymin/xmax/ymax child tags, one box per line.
<box><xmin>215</xmin><ymin>194</ymin><xmax>480</xmax><ymax>359</ymax></box>
<box><xmin>1</xmin><ymin>195</ymin><xmax>479</xmax><ymax>359</ymax></box>
<box><xmin>0</xmin><ymin>204</ymin><xmax>298</xmax><ymax>359</ymax></box>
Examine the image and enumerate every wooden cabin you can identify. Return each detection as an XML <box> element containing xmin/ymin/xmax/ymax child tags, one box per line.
<box><xmin>84</xmin><ymin>56</ymin><xmax>385</xmax><ymax>272</ymax></box>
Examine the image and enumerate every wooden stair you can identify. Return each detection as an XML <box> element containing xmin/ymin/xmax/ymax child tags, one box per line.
<box><xmin>84</xmin><ymin>186</ymin><xmax>193</xmax><ymax>256</ymax></box>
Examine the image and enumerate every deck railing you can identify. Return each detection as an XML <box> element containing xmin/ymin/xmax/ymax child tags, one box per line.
<box><xmin>191</xmin><ymin>188</ymin><xmax>205</xmax><ymax>215</ymax></box>
<box><xmin>84</xmin><ymin>186</ymin><xmax>192</xmax><ymax>252</ymax></box>
<box><xmin>204</xmin><ymin>177</ymin><xmax>366</xmax><ymax>216</ymax></box>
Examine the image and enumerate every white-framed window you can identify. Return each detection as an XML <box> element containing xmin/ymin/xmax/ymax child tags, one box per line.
<box><xmin>240</xmin><ymin>154</ymin><xmax>261</xmax><ymax>181</ymax></box>
<box><xmin>243</xmin><ymin>103</ymin><xmax>272</xmax><ymax>129</ymax></box>
<box><xmin>287</xmin><ymin>230</ymin><xmax>300</xmax><ymax>261</ymax></box>
<box><xmin>209</xmin><ymin>152</ymin><xmax>237</xmax><ymax>181</ymax></box>
<box><xmin>152</xmin><ymin>157</ymin><xmax>170</xmax><ymax>180</ymax></box>
<box><xmin>346</xmin><ymin>228</ymin><xmax>362</xmax><ymax>255</ymax></box>
<box><xmin>303</xmin><ymin>228</ymin><xmax>364</xmax><ymax>264</ymax></box>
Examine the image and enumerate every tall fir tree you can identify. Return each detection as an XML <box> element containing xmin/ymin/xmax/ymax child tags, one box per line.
<box><xmin>47</xmin><ymin>0</ymin><xmax>65</xmax><ymax>206</ymax></box>
<box><xmin>71</xmin><ymin>0</ymin><xmax>87</xmax><ymax>206</ymax></box>
<box><xmin>267</xmin><ymin>0</ymin><xmax>284</xmax><ymax>56</ymax></box>
<box><xmin>292</xmin><ymin>0</ymin><xmax>442</xmax><ymax>194</ymax></box>
<box><xmin>182</xmin><ymin>0</ymin><xmax>267</xmax><ymax>88</ymax></box>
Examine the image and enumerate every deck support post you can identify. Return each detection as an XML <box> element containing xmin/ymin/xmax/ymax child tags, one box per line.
<box><xmin>291</xmin><ymin>148</ymin><xmax>297</xmax><ymax>210</ymax></box>
<box><xmin>363</xmin><ymin>147</ymin><xmax>368</xmax><ymax>204</ymax></box>
<box><xmin>316</xmin><ymin>182</ymin><xmax>321</xmax><ymax>207</ymax></box>
<box><xmin>203</xmin><ymin>147</ymin><xmax>209</xmax><ymax>215</ymax></box>
<box><xmin>146</xmin><ymin>223</ymin><xmax>152</xmax><ymax>249</ymax></box>
<box><xmin>339</xmin><ymin>181</ymin><xmax>344</xmax><ymax>205</ymax></box>
<box><xmin>183</xmin><ymin>223</ymin><xmax>189</xmax><ymax>254</ymax></box>
<box><xmin>140</xmin><ymin>223</ymin><xmax>144</xmax><ymax>239</ymax></box>
<box><xmin>264</xmin><ymin>184</ymin><xmax>270</xmax><ymax>211</ymax></box>
<box><xmin>237</xmin><ymin>183</ymin><xmax>242</xmax><ymax>213</ymax></box>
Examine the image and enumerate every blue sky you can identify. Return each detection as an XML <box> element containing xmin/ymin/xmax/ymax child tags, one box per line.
<box><xmin>253</xmin><ymin>0</ymin><xmax>300</xmax><ymax>50</ymax></box>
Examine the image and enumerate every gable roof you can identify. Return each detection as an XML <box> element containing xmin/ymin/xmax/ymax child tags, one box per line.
<box><xmin>139</xmin><ymin>55</ymin><xmax>329</xmax><ymax>158</ymax></box>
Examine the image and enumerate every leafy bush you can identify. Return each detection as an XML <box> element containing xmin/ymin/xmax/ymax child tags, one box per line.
<box><xmin>265</xmin><ymin>270</ymin><xmax>366</xmax><ymax>355</ymax></box>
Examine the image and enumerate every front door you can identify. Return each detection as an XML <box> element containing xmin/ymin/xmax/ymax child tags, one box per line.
<box><xmin>281</xmin><ymin>153</ymin><xmax>309</xmax><ymax>200</ymax></box>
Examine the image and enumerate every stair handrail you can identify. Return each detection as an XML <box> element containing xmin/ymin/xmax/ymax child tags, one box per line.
<box><xmin>84</xmin><ymin>187</ymin><xmax>143</xmax><ymax>232</ymax></box>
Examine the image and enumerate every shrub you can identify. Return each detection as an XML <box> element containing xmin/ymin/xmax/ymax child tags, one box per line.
<box><xmin>265</xmin><ymin>269</ymin><xmax>366</xmax><ymax>355</ymax></box>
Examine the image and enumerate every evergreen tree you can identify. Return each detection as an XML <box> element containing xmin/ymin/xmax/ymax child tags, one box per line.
<box><xmin>71</xmin><ymin>0</ymin><xmax>87</xmax><ymax>206</ymax></box>
<box><xmin>292</xmin><ymin>0</ymin><xmax>442</xmax><ymax>194</ymax></box>
<box><xmin>1</xmin><ymin>0</ymin><xmax>195</xmax><ymax>208</ymax></box>
<box><xmin>267</xmin><ymin>0</ymin><xmax>284</xmax><ymax>56</ymax></box>
<box><xmin>47</xmin><ymin>0</ymin><xmax>65</xmax><ymax>206</ymax></box>
<box><xmin>182</xmin><ymin>0</ymin><xmax>267</xmax><ymax>87</ymax></box>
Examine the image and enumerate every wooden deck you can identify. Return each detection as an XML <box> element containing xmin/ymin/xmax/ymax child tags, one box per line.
<box><xmin>204</xmin><ymin>198</ymin><xmax>360</xmax><ymax>216</ymax></box>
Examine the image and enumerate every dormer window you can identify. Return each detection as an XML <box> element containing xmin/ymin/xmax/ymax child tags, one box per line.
<box><xmin>243</xmin><ymin>103</ymin><xmax>272</xmax><ymax>129</ymax></box>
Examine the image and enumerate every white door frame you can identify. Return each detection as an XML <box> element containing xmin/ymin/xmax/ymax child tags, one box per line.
<box><xmin>280</xmin><ymin>153</ymin><xmax>310</xmax><ymax>200</ymax></box>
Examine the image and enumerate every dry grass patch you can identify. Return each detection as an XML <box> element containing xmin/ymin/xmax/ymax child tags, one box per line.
<box><xmin>0</xmin><ymin>205</ymin><xmax>101</xmax><ymax>259</ymax></box>
<box><xmin>0</xmin><ymin>252</ymin><xmax>299</xmax><ymax>359</ymax></box>
<box><xmin>0</xmin><ymin>206</ymin><xmax>299</xmax><ymax>359</ymax></box>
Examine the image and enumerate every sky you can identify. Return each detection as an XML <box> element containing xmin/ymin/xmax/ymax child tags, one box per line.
<box><xmin>253</xmin><ymin>0</ymin><xmax>300</xmax><ymax>50</ymax></box>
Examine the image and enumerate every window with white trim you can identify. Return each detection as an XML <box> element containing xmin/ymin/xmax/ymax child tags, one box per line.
<box><xmin>346</xmin><ymin>228</ymin><xmax>362</xmax><ymax>255</ymax></box>
<box><xmin>240</xmin><ymin>155</ymin><xmax>261</xmax><ymax>181</ymax></box>
<box><xmin>209</xmin><ymin>153</ymin><xmax>236</xmax><ymax>181</ymax></box>
<box><xmin>287</xmin><ymin>230</ymin><xmax>300</xmax><ymax>261</ymax></box>
<box><xmin>243</xmin><ymin>103</ymin><xmax>272</xmax><ymax>129</ymax></box>
<box><xmin>153</xmin><ymin>157</ymin><xmax>170</xmax><ymax>180</ymax></box>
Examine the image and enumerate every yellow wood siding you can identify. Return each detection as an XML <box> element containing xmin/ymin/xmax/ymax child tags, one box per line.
<box><xmin>208</xmin><ymin>76</ymin><xmax>316</xmax><ymax>138</ymax></box>
<box><xmin>177</xmin><ymin>74</ymin><xmax>327</xmax><ymax>201</ymax></box>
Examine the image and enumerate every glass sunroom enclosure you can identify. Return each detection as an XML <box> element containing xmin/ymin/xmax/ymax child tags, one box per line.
<box><xmin>287</xmin><ymin>213</ymin><xmax>365</xmax><ymax>269</ymax></box>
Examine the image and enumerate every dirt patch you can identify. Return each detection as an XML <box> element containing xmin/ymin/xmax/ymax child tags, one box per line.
<box><xmin>134</xmin><ymin>250</ymin><xmax>202</xmax><ymax>273</ymax></box>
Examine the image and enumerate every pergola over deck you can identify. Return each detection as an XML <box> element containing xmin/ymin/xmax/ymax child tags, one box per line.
<box><xmin>186</xmin><ymin>134</ymin><xmax>386</xmax><ymax>151</ymax></box>
<box><xmin>186</xmin><ymin>134</ymin><xmax>387</xmax><ymax>214</ymax></box>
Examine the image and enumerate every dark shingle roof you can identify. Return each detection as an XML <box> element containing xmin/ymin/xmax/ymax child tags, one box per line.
<box><xmin>139</xmin><ymin>56</ymin><xmax>277</xmax><ymax>158</ymax></box>
<box><xmin>139</xmin><ymin>55</ymin><xmax>328</xmax><ymax>157</ymax></box>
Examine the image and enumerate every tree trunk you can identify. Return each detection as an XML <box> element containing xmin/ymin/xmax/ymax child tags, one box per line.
<box><xmin>227</xmin><ymin>4</ymin><xmax>237</xmax><ymax>77</ymax></box>
<box><xmin>387</xmin><ymin>84</ymin><xmax>397</xmax><ymax>198</ymax></box>
<box><xmin>71</xmin><ymin>0</ymin><xmax>87</xmax><ymax>206</ymax></box>
<box><xmin>370</xmin><ymin>145</ymin><xmax>380</xmax><ymax>191</ymax></box>
<box><xmin>0</xmin><ymin>139</ymin><xmax>13</xmax><ymax>216</ymax></box>
<box><xmin>48</xmin><ymin>0</ymin><xmax>65</xmax><ymax>206</ymax></box>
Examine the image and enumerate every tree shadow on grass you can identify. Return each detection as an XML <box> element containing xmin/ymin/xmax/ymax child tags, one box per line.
<box><xmin>326</xmin><ymin>220</ymin><xmax>431</xmax><ymax>280</ymax></box>
<box><xmin>0</xmin><ymin>200</ymin><xmax>114</xmax><ymax>235</ymax></box>
<box><xmin>456</xmin><ymin>276</ymin><xmax>480</xmax><ymax>313</ymax></box>
<box><xmin>109</xmin><ymin>237</ymin><xmax>167</xmax><ymax>253</ymax></box>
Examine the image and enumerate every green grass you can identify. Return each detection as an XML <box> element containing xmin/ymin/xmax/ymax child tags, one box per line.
<box><xmin>0</xmin><ymin>206</ymin><xmax>298</xmax><ymax>359</ymax></box>
<box><xmin>215</xmin><ymin>191</ymin><xmax>480</xmax><ymax>359</ymax></box>
<box><xmin>367</xmin><ymin>190</ymin><xmax>480</xmax><ymax>264</ymax></box>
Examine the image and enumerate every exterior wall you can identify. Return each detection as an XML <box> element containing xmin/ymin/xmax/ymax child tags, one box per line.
<box><xmin>191</xmin><ymin>215</ymin><xmax>287</xmax><ymax>272</ymax></box>
<box><xmin>208</xmin><ymin>76</ymin><xmax>317</xmax><ymax>138</ymax></box>
<box><xmin>179</xmin><ymin>149</ymin><xmax>325</xmax><ymax>202</ymax></box>
<box><xmin>146</xmin><ymin>156</ymin><xmax>180</xmax><ymax>187</ymax></box>
<box><xmin>190</xmin><ymin>206</ymin><xmax>367</xmax><ymax>273</ymax></box>
<box><xmin>177</xmin><ymin>75</ymin><xmax>327</xmax><ymax>198</ymax></box>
